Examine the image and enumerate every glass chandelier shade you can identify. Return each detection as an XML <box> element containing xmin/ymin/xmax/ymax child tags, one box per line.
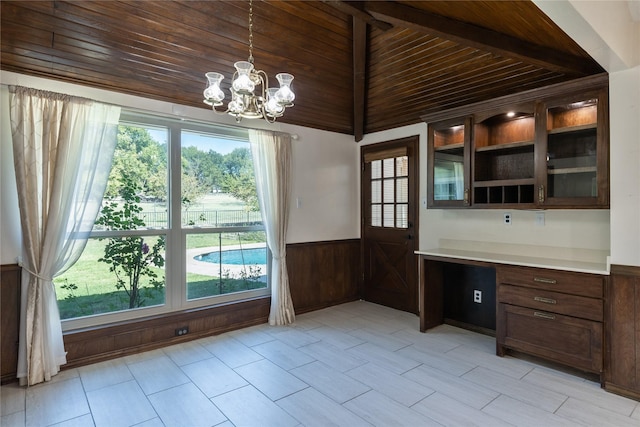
<box><xmin>202</xmin><ymin>0</ymin><xmax>295</xmax><ymax>123</ymax></box>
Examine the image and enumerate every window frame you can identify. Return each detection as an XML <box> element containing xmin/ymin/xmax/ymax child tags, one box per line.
<box><xmin>59</xmin><ymin>111</ymin><xmax>269</xmax><ymax>331</ymax></box>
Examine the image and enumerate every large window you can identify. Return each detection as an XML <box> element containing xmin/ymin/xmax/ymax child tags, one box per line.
<box><xmin>54</xmin><ymin>113</ymin><xmax>268</xmax><ymax>328</ymax></box>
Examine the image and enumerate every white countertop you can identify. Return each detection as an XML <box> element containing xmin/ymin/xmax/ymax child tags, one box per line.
<box><xmin>416</xmin><ymin>248</ymin><xmax>610</xmax><ymax>275</ymax></box>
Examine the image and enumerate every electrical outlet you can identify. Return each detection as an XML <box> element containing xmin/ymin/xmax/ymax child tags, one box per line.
<box><xmin>503</xmin><ymin>212</ymin><xmax>512</xmax><ymax>225</ymax></box>
<box><xmin>175</xmin><ymin>326</ymin><xmax>189</xmax><ymax>336</ymax></box>
<box><xmin>473</xmin><ymin>290</ymin><xmax>482</xmax><ymax>304</ymax></box>
<box><xmin>535</xmin><ymin>211</ymin><xmax>545</xmax><ymax>226</ymax></box>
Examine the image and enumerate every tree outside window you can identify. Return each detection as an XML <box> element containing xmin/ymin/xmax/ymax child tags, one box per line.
<box><xmin>54</xmin><ymin>120</ymin><xmax>267</xmax><ymax>322</ymax></box>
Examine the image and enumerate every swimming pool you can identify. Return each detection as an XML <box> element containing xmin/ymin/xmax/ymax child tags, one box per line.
<box><xmin>194</xmin><ymin>247</ymin><xmax>267</xmax><ymax>265</ymax></box>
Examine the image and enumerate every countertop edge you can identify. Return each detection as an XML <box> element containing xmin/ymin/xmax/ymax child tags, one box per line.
<box><xmin>415</xmin><ymin>249</ymin><xmax>610</xmax><ymax>275</ymax></box>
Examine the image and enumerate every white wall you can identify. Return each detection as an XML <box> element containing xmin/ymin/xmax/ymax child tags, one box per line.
<box><xmin>0</xmin><ymin>71</ymin><xmax>360</xmax><ymax>264</ymax></box>
<box><xmin>0</xmin><ymin>85</ymin><xmax>21</xmax><ymax>264</ymax></box>
<box><xmin>534</xmin><ymin>1</ymin><xmax>640</xmax><ymax>266</ymax></box>
<box><xmin>609</xmin><ymin>66</ymin><xmax>640</xmax><ymax>265</ymax></box>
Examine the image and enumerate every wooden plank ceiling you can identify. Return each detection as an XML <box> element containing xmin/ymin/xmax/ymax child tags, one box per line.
<box><xmin>1</xmin><ymin>1</ymin><xmax>603</xmax><ymax>141</ymax></box>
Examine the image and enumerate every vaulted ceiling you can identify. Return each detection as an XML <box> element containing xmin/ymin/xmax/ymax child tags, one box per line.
<box><xmin>1</xmin><ymin>1</ymin><xmax>604</xmax><ymax>141</ymax></box>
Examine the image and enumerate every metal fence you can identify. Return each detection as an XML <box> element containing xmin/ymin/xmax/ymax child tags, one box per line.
<box><xmin>139</xmin><ymin>210</ymin><xmax>262</xmax><ymax>228</ymax></box>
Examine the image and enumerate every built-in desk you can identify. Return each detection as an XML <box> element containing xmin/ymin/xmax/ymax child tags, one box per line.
<box><xmin>416</xmin><ymin>248</ymin><xmax>609</xmax><ymax>379</ymax></box>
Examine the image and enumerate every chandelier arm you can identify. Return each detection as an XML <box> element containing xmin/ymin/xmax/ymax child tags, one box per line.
<box><xmin>210</xmin><ymin>105</ymin><xmax>232</xmax><ymax>116</ymax></box>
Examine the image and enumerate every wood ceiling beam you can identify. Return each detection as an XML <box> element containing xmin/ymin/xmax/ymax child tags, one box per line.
<box><xmin>323</xmin><ymin>1</ymin><xmax>393</xmax><ymax>31</ymax></box>
<box><xmin>353</xmin><ymin>17</ymin><xmax>367</xmax><ymax>142</ymax></box>
<box><xmin>364</xmin><ymin>1</ymin><xmax>602</xmax><ymax>76</ymax></box>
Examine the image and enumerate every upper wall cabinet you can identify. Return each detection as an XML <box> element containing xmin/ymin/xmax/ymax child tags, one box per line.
<box><xmin>472</xmin><ymin>106</ymin><xmax>536</xmax><ymax>206</ymax></box>
<box><xmin>536</xmin><ymin>87</ymin><xmax>609</xmax><ymax>207</ymax></box>
<box><xmin>427</xmin><ymin>117</ymin><xmax>471</xmax><ymax>208</ymax></box>
<box><xmin>424</xmin><ymin>74</ymin><xmax>609</xmax><ymax>209</ymax></box>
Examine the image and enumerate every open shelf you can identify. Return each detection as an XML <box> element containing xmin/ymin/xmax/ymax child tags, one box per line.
<box><xmin>548</xmin><ymin>123</ymin><xmax>597</xmax><ymax>135</ymax></box>
<box><xmin>474</xmin><ymin>182</ymin><xmax>535</xmax><ymax>205</ymax></box>
<box><xmin>475</xmin><ymin>140</ymin><xmax>534</xmax><ymax>152</ymax></box>
<box><xmin>434</xmin><ymin>143</ymin><xmax>464</xmax><ymax>152</ymax></box>
<box><xmin>548</xmin><ymin>166</ymin><xmax>597</xmax><ymax>175</ymax></box>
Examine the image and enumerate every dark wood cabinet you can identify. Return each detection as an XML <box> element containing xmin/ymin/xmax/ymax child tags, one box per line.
<box><xmin>536</xmin><ymin>87</ymin><xmax>609</xmax><ymax>207</ymax></box>
<box><xmin>605</xmin><ymin>265</ymin><xmax>640</xmax><ymax>400</ymax></box>
<box><xmin>472</xmin><ymin>106</ymin><xmax>536</xmax><ymax>206</ymax></box>
<box><xmin>427</xmin><ymin>117</ymin><xmax>471</xmax><ymax>207</ymax></box>
<box><xmin>424</xmin><ymin>73</ymin><xmax>609</xmax><ymax>209</ymax></box>
<box><xmin>496</xmin><ymin>265</ymin><xmax>605</xmax><ymax>377</ymax></box>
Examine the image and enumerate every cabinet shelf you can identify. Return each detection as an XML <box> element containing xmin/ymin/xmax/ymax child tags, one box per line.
<box><xmin>434</xmin><ymin>143</ymin><xmax>464</xmax><ymax>151</ymax></box>
<box><xmin>548</xmin><ymin>123</ymin><xmax>597</xmax><ymax>135</ymax></box>
<box><xmin>548</xmin><ymin>166</ymin><xmax>597</xmax><ymax>175</ymax></box>
<box><xmin>475</xmin><ymin>140</ymin><xmax>534</xmax><ymax>152</ymax></box>
<box><xmin>474</xmin><ymin>178</ymin><xmax>535</xmax><ymax>187</ymax></box>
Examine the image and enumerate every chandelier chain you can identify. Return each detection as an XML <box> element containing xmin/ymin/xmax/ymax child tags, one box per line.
<box><xmin>248</xmin><ymin>0</ymin><xmax>254</xmax><ymax>64</ymax></box>
<box><xmin>202</xmin><ymin>0</ymin><xmax>294</xmax><ymax>123</ymax></box>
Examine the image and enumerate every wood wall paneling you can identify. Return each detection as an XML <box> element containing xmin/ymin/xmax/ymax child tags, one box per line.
<box><xmin>0</xmin><ymin>239</ymin><xmax>361</xmax><ymax>380</ymax></box>
<box><xmin>1</xmin><ymin>264</ymin><xmax>21</xmax><ymax>384</ymax></box>
<box><xmin>605</xmin><ymin>264</ymin><xmax>640</xmax><ymax>400</ymax></box>
<box><xmin>287</xmin><ymin>239</ymin><xmax>361</xmax><ymax>314</ymax></box>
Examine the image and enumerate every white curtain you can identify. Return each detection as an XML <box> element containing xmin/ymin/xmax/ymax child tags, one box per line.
<box><xmin>248</xmin><ymin>129</ymin><xmax>295</xmax><ymax>325</ymax></box>
<box><xmin>9</xmin><ymin>86</ymin><xmax>121</xmax><ymax>385</ymax></box>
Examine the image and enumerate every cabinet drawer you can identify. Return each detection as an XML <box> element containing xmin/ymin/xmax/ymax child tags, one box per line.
<box><xmin>497</xmin><ymin>303</ymin><xmax>602</xmax><ymax>373</ymax></box>
<box><xmin>498</xmin><ymin>284</ymin><xmax>602</xmax><ymax>321</ymax></box>
<box><xmin>497</xmin><ymin>265</ymin><xmax>603</xmax><ymax>298</ymax></box>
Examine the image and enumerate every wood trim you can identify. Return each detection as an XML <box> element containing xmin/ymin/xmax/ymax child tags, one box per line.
<box><xmin>362</xmin><ymin>146</ymin><xmax>408</xmax><ymax>163</ymax></box>
<box><xmin>1</xmin><ymin>264</ymin><xmax>21</xmax><ymax>384</ymax></box>
<box><xmin>352</xmin><ymin>16</ymin><xmax>367</xmax><ymax>143</ymax></box>
<box><xmin>610</xmin><ymin>264</ymin><xmax>640</xmax><ymax>277</ymax></box>
<box><xmin>63</xmin><ymin>297</ymin><xmax>270</xmax><ymax>369</ymax></box>
<box><xmin>421</xmin><ymin>73</ymin><xmax>609</xmax><ymax>124</ymax></box>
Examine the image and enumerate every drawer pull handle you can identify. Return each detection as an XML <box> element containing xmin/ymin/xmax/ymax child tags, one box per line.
<box><xmin>534</xmin><ymin>311</ymin><xmax>556</xmax><ymax>320</ymax></box>
<box><xmin>534</xmin><ymin>296</ymin><xmax>557</xmax><ymax>304</ymax></box>
<box><xmin>534</xmin><ymin>277</ymin><xmax>557</xmax><ymax>284</ymax></box>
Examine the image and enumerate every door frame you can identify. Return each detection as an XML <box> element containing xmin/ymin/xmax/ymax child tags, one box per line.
<box><xmin>360</xmin><ymin>135</ymin><xmax>420</xmax><ymax>313</ymax></box>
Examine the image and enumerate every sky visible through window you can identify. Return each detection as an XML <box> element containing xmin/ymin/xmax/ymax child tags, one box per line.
<box><xmin>148</xmin><ymin>128</ymin><xmax>245</xmax><ymax>154</ymax></box>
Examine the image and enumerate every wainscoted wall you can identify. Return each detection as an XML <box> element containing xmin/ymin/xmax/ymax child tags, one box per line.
<box><xmin>287</xmin><ymin>239</ymin><xmax>361</xmax><ymax>314</ymax></box>
<box><xmin>606</xmin><ymin>264</ymin><xmax>640</xmax><ymax>400</ymax></box>
<box><xmin>0</xmin><ymin>239</ymin><xmax>361</xmax><ymax>382</ymax></box>
<box><xmin>1</xmin><ymin>264</ymin><xmax>20</xmax><ymax>383</ymax></box>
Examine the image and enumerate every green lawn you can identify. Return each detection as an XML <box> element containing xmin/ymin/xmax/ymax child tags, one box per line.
<box><xmin>55</xmin><ymin>193</ymin><xmax>267</xmax><ymax>320</ymax></box>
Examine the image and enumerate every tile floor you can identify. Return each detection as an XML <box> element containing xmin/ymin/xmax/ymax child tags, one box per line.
<box><xmin>2</xmin><ymin>300</ymin><xmax>640</xmax><ymax>427</ymax></box>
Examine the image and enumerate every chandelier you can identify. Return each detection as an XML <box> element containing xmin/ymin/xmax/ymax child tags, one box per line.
<box><xmin>202</xmin><ymin>0</ymin><xmax>295</xmax><ymax>123</ymax></box>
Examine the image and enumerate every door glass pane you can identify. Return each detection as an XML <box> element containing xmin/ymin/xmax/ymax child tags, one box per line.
<box><xmin>371</xmin><ymin>160</ymin><xmax>382</xmax><ymax>179</ymax></box>
<box><xmin>371</xmin><ymin>181</ymin><xmax>381</xmax><ymax>203</ymax></box>
<box><xmin>383</xmin><ymin>158</ymin><xmax>395</xmax><ymax>178</ymax></box>
<box><xmin>396</xmin><ymin>204</ymin><xmax>408</xmax><ymax>228</ymax></box>
<box><xmin>396</xmin><ymin>178</ymin><xmax>408</xmax><ymax>203</ymax></box>
<box><xmin>383</xmin><ymin>179</ymin><xmax>395</xmax><ymax>203</ymax></box>
<box><xmin>371</xmin><ymin>204</ymin><xmax>381</xmax><ymax>227</ymax></box>
<box><xmin>383</xmin><ymin>205</ymin><xmax>394</xmax><ymax>227</ymax></box>
<box><xmin>396</xmin><ymin>156</ymin><xmax>408</xmax><ymax>177</ymax></box>
<box><xmin>367</xmin><ymin>151</ymin><xmax>411</xmax><ymax>230</ymax></box>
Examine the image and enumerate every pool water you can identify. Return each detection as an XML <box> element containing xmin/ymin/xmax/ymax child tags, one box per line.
<box><xmin>195</xmin><ymin>247</ymin><xmax>267</xmax><ymax>265</ymax></box>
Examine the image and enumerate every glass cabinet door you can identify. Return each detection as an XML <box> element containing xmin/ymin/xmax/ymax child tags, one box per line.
<box><xmin>428</xmin><ymin>117</ymin><xmax>471</xmax><ymax>207</ymax></box>
<box><xmin>538</xmin><ymin>88</ymin><xmax>609</xmax><ymax>207</ymax></box>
